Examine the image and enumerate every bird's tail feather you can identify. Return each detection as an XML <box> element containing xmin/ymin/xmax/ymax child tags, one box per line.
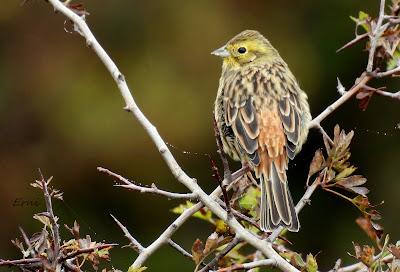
<box><xmin>260</xmin><ymin>163</ymin><xmax>299</xmax><ymax>232</ymax></box>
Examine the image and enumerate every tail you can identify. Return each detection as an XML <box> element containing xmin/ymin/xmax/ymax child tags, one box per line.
<box><xmin>260</xmin><ymin>163</ymin><xmax>299</xmax><ymax>232</ymax></box>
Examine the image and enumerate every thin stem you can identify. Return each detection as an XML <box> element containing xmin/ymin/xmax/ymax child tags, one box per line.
<box><xmin>217</xmin><ymin>259</ymin><xmax>277</xmax><ymax>272</ymax></box>
<box><xmin>374</xmin><ymin>90</ymin><xmax>400</xmax><ymax>100</ymax></box>
<box><xmin>38</xmin><ymin>169</ymin><xmax>60</xmax><ymax>264</ymax></box>
<box><xmin>367</xmin><ymin>0</ymin><xmax>386</xmax><ymax>72</ymax></box>
<box><xmin>61</xmin><ymin>244</ymin><xmax>117</xmax><ymax>261</ymax></box>
<box><xmin>0</xmin><ymin>258</ymin><xmax>42</xmax><ymax>266</ymax></box>
<box><xmin>110</xmin><ymin>214</ymin><xmax>145</xmax><ymax>253</ymax></box>
<box><xmin>98</xmin><ymin>167</ymin><xmax>197</xmax><ymax>200</ymax></box>
<box><xmin>167</xmin><ymin>240</ymin><xmax>194</xmax><ymax>261</ymax></box>
<box><xmin>213</xmin><ymin>117</ymin><xmax>233</xmax><ymax>215</ymax></box>
<box><xmin>323</xmin><ymin>187</ymin><xmax>354</xmax><ymax>203</ymax></box>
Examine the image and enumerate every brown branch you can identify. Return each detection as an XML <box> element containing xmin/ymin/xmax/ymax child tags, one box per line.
<box><xmin>38</xmin><ymin>169</ymin><xmax>61</xmax><ymax>264</ymax></box>
<box><xmin>217</xmin><ymin>199</ymin><xmax>260</xmax><ymax>230</ymax></box>
<box><xmin>61</xmin><ymin>243</ymin><xmax>117</xmax><ymax>261</ymax></box>
<box><xmin>0</xmin><ymin>258</ymin><xmax>42</xmax><ymax>266</ymax></box>
<box><xmin>213</xmin><ymin>116</ymin><xmax>233</xmax><ymax>215</ymax></box>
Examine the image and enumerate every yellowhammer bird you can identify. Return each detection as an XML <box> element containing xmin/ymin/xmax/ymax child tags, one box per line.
<box><xmin>213</xmin><ymin>30</ymin><xmax>311</xmax><ymax>232</ymax></box>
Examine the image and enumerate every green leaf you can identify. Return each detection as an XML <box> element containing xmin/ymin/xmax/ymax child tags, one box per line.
<box><xmin>238</xmin><ymin>186</ymin><xmax>260</xmax><ymax>211</ymax></box>
<box><xmin>350</xmin><ymin>11</ymin><xmax>370</xmax><ymax>32</ymax></box>
<box><xmin>307</xmin><ymin>149</ymin><xmax>325</xmax><ymax>184</ymax></box>
<box><xmin>358</xmin><ymin>11</ymin><xmax>369</xmax><ymax>21</ymax></box>
<box><xmin>335</xmin><ymin>166</ymin><xmax>357</xmax><ymax>180</ymax></box>
<box><xmin>387</xmin><ymin>50</ymin><xmax>400</xmax><ymax>70</ymax></box>
<box><xmin>281</xmin><ymin>251</ymin><xmax>306</xmax><ymax>268</ymax></box>
<box><xmin>336</xmin><ymin>175</ymin><xmax>367</xmax><ymax>188</ymax></box>
<box><xmin>171</xmin><ymin>201</ymin><xmax>214</xmax><ymax>224</ymax></box>
<box><xmin>306</xmin><ymin>254</ymin><xmax>318</xmax><ymax>272</ymax></box>
<box><xmin>215</xmin><ymin>219</ymin><xmax>229</xmax><ymax>234</ymax></box>
<box><xmin>191</xmin><ymin>239</ymin><xmax>204</xmax><ymax>265</ymax></box>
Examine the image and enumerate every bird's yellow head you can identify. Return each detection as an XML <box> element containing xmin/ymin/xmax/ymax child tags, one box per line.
<box><xmin>212</xmin><ymin>30</ymin><xmax>278</xmax><ymax>69</ymax></box>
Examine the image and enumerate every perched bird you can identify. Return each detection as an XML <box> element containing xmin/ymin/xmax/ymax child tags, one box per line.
<box><xmin>212</xmin><ymin>30</ymin><xmax>311</xmax><ymax>232</ymax></box>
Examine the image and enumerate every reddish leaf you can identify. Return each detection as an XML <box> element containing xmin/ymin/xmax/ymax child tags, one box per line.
<box><xmin>356</xmin><ymin>90</ymin><xmax>373</xmax><ymax>111</ymax></box>
<box><xmin>389</xmin><ymin>245</ymin><xmax>400</xmax><ymax>259</ymax></box>
<box><xmin>307</xmin><ymin>149</ymin><xmax>325</xmax><ymax>185</ymax></box>
<box><xmin>191</xmin><ymin>239</ymin><xmax>204</xmax><ymax>265</ymax></box>
<box><xmin>336</xmin><ymin>175</ymin><xmax>367</xmax><ymax>188</ymax></box>
<box><xmin>356</xmin><ymin>216</ymin><xmax>383</xmax><ymax>244</ymax></box>
<box><xmin>204</xmin><ymin>232</ymin><xmax>219</xmax><ymax>255</ymax></box>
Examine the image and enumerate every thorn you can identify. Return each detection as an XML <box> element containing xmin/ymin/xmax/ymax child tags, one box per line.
<box><xmin>337</xmin><ymin>77</ymin><xmax>346</xmax><ymax>96</ymax></box>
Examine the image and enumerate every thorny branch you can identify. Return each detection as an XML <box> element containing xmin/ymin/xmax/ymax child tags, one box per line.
<box><xmin>98</xmin><ymin>167</ymin><xmax>197</xmax><ymax>200</ymax></box>
<box><xmin>33</xmin><ymin>0</ymin><xmax>400</xmax><ymax>271</ymax></box>
<box><xmin>111</xmin><ymin>214</ymin><xmax>195</xmax><ymax>262</ymax></box>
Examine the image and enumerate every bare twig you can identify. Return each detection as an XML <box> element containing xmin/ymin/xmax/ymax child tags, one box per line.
<box><xmin>61</xmin><ymin>243</ymin><xmax>117</xmax><ymax>261</ymax></box>
<box><xmin>308</xmin><ymin>73</ymin><xmax>371</xmax><ymax>128</ymax></box>
<box><xmin>213</xmin><ymin>117</ymin><xmax>233</xmax><ymax>215</ymax></box>
<box><xmin>336</xmin><ymin>33</ymin><xmax>369</xmax><ymax>53</ymax></box>
<box><xmin>360</xmin><ymin>85</ymin><xmax>400</xmax><ymax>101</ymax></box>
<box><xmin>110</xmin><ymin>214</ymin><xmax>145</xmax><ymax>253</ymax></box>
<box><xmin>216</xmin><ymin>259</ymin><xmax>277</xmax><ymax>272</ymax></box>
<box><xmin>112</xmin><ymin>213</ymin><xmax>194</xmax><ymax>262</ymax></box>
<box><xmin>367</xmin><ymin>0</ymin><xmax>387</xmax><ymax>72</ymax></box>
<box><xmin>316</xmin><ymin>124</ymin><xmax>334</xmax><ymax>145</ymax></box>
<box><xmin>0</xmin><ymin>258</ymin><xmax>42</xmax><ymax>266</ymax></box>
<box><xmin>38</xmin><ymin>169</ymin><xmax>61</xmax><ymax>264</ymax></box>
<box><xmin>167</xmin><ymin>239</ymin><xmax>194</xmax><ymax>260</ymax></box>
<box><xmin>217</xmin><ymin>199</ymin><xmax>260</xmax><ymax>230</ymax></box>
<box><xmin>374</xmin><ymin>90</ymin><xmax>400</xmax><ymax>100</ymax></box>
<box><xmin>19</xmin><ymin>227</ymin><xmax>36</xmax><ymax>257</ymax></box>
<box><xmin>374</xmin><ymin>65</ymin><xmax>400</xmax><ymax>77</ymax></box>
<box><xmin>98</xmin><ymin>167</ymin><xmax>197</xmax><ymax>200</ymax></box>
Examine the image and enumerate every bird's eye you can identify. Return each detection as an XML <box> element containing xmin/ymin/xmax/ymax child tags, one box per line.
<box><xmin>238</xmin><ymin>47</ymin><xmax>247</xmax><ymax>54</ymax></box>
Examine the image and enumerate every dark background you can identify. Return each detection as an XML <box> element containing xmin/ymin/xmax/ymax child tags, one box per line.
<box><xmin>0</xmin><ymin>0</ymin><xmax>399</xmax><ymax>271</ymax></box>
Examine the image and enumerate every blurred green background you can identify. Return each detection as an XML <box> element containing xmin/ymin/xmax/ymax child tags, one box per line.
<box><xmin>0</xmin><ymin>0</ymin><xmax>399</xmax><ymax>271</ymax></box>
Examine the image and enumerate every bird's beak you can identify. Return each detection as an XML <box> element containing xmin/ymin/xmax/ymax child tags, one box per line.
<box><xmin>211</xmin><ymin>46</ymin><xmax>230</xmax><ymax>58</ymax></box>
